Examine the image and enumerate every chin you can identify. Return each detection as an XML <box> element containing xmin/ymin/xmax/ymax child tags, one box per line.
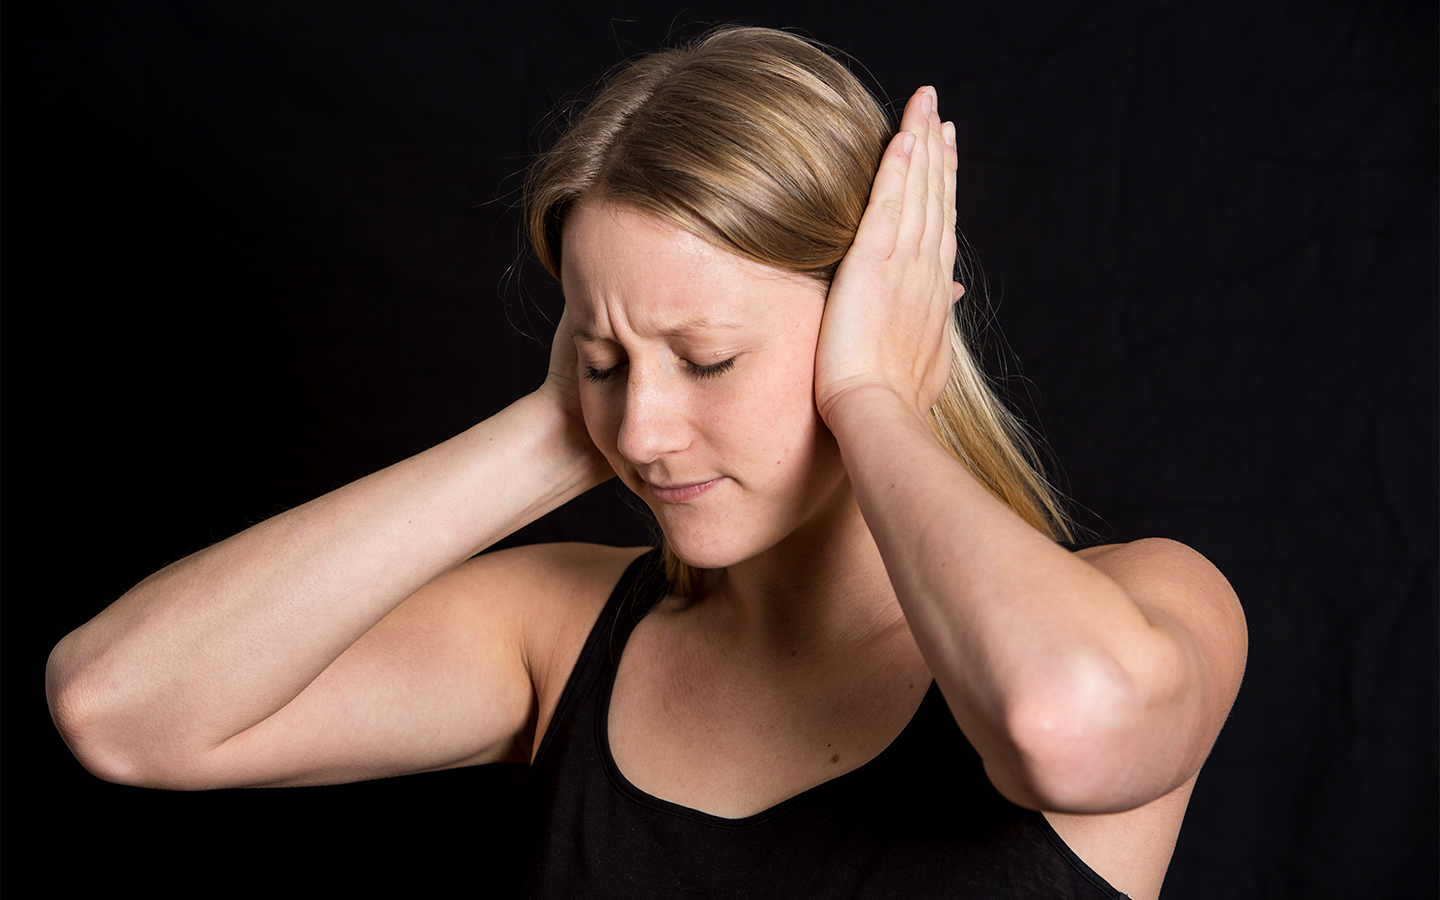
<box><xmin>645</xmin><ymin>507</ymin><xmax>768</xmax><ymax>571</ymax></box>
<box><xmin>654</xmin><ymin>505</ymin><xmax>817</xmax><ymax>574</ymax></box>
<box><xmin>656</xmin><ymin>529</ymin><xmax>748</xmax><ymax>572</ymax></box>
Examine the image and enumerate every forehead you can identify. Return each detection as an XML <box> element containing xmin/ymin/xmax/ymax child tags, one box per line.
<box><xmin>559</xmin><ymin>201</ymin><xmax>823</xmax><ymax>336</ymax></box>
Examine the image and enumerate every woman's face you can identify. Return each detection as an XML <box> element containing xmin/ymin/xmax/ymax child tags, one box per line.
<box><xmin>561</xmin><ymin>201</ymin><xmax>850</xmax><ymax>570</ymax></box>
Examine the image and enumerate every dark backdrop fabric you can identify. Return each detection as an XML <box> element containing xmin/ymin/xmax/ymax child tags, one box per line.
<box><xmin>10</xmin><ymin>2</ymin><xmax>1436</xmax><ymax>897</ymax></box>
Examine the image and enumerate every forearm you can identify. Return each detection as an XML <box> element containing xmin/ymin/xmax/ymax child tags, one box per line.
<box><xmin>47</xmin><ymin>390</ymin><xmax>608</xmax><ymax>768</ymax></box>
<box><xmin>827</xmin><ymin>387</ymin><xmax>1194</xmax><ymax>811</ymax></box>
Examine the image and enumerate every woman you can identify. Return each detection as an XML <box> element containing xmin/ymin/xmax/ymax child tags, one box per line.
<box><xmin>47</xmin><ymin>26</ymin><xmax>1246</xmax><ymax>899</ymax></box>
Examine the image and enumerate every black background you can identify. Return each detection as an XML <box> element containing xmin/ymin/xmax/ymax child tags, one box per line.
<box><xmin>9</xmin><ymin>2</ymin><xmax>1436</xmax><ymax>896</ymax></box>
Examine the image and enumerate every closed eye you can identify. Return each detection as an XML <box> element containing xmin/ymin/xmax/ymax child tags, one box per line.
<box><xmin>584</xmin><ymin>357</ymin><xmax>736</xmax><ymax>383</ymax></box>
<box><xmin>582</xmin><ymin>363</ymin><xmax>623</xmax><ymax>384</ymax></box>
<box><xmin>683</xmin><ymin>357</ymin><xmax>736</xmax><ymax>379</ymax></box>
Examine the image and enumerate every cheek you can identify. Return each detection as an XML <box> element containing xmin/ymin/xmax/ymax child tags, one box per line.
<box><xmin>579</xmin><ymin>389</ymin><xmax>622</xmax><ymax>458</ymax></box>
<box><xmin>767</xmin><ymin>344</ymin><xmax>821</xmax><ymax>421</ymax></box>
<box><xmin>771</xmin><ymin>340</ymin><xmax>840</xmax><ymax>471</ymax></box>
<box><xmin>723</xmin><ymin>358</ymin><xmax>826</xmax><ymax>466</ymax></box>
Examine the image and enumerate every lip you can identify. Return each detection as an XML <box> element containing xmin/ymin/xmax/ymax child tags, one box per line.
<box><xmin>644</xmin><ymin>477</ymin><xmax>724</xmax><ymax>504</ymax></box>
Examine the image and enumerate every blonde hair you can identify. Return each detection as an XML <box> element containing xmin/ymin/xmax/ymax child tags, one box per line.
<box><xmin>526</xmin><ymin>26</ymin><xmax>1073</xmax><ymax>594</ymax></box>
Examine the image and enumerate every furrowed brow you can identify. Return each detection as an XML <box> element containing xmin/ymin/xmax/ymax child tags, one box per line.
<box><xmin>663</xmin><ymin>316</ymin><xmax>745</xmax><ymax>337</ymax></box>
<box><xmin>570</xmin><ymin>316</ymin><xmax>744</xmax><ymax>343</ymax></box>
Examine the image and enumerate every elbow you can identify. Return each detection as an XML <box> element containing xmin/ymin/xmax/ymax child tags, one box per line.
<box><xmin>48</xmin><ymin>669</ymin><xmax>135</xmax><ymax>786</ymax></box>
<box><xmin>48</xmin><ymin>639</ymin><xmax>142</xmax><ymax>786</ymax></box>
<box><xmin>996</xmin><ymin>648</ymin><xmax>1187</xmax><ymax>813</ymax></box>
<box><xmin>47</xmin><ymin>638</ymin><xmax>197</xmax><ymax>789</ymax></box>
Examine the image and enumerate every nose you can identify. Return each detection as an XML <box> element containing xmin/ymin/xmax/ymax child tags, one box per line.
<box><xmin>615</xmin><ymin>368</ymin><xmax>691</xmax><ymax>465</ymax></box>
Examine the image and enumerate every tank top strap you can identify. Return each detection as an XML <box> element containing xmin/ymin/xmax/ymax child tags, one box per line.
<box><xmin>529</xmin><ymin>547</ymin><xmax>665</xmax><ymax>769</ymax></box>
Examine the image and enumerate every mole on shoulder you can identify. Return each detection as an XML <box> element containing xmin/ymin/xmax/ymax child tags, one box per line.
<box><xmin>830</xmin><ymin>754</ymin><xmax>840</xmax><ymax>764</ymax></box>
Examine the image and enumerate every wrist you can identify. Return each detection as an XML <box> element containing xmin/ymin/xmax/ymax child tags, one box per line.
<box><xmin>436</xmin><ymin>391</ymin><xmax>613</xmax><ymax>550</ymax></box>
<box><xmin>821</xmin><ymin>383</ymin><xmax>932</xmax><ymax>442</ymax></box>
<box><xmin>509</xmin><ymin>389</ymin><xmax>614</xmax><ymax>495</ymax></box>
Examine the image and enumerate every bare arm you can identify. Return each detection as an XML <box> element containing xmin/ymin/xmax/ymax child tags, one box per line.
<box><xmin>816</xmin><ymin>87</ymin><xmax>1247</xmax><ymax>814</ymax></box>
<box><xmin>827</xmin><ymin>391</ymin><xmax>1245</xmax><ymax>812</ymax></box>
<box><xmin>47</xmin><ymin>311</ymin><xmax>616</xmax><ymax>789</ymax></box>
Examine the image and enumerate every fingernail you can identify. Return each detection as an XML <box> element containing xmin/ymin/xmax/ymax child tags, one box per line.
<box><xmin>902</xmin><ymin>131</ymin><xmax>917</xmax><ymax>154</ymax></box>
<box><xmin>943</xmin><ymin>122</ymin><xmax>956</xmax><ymax>147</ymax></box>
<box><xmin>921</xmin><ymin>89</ymin><xmax>933</xmax><ymax>117</ymax></box>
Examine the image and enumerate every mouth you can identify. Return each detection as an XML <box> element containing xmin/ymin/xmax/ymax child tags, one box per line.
<box><xmin>643</xmin><ymin>477</ymin><xmax>724</xmax><ymax>504</ymax></box>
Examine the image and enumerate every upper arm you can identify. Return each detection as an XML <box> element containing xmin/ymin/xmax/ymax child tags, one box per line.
<box><xmin>1078</xmin><ymin>538</ymin><xmax>1248</xmax><ymax>783</ymax></box>
<box><xmin>1032</xmin><ymin>540</ymin><xmax>1245</xmax><ymax>896</ymax></box>
<box><xmin>196</xmin><ymin>543</ymin><xmax>636</xmax><ymax>788</ymax></box>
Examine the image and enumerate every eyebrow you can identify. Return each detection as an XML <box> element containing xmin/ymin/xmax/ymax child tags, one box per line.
<box><xmin>570</xmin><ymin>316</ymin><xmax>746</xmax><ymax>342</ymax></box>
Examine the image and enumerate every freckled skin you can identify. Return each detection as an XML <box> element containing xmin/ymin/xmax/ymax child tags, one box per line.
<box><xmin>560</xmin><ymin>201</ymin><xmax>853</xmax><ymax>572</ymax></box>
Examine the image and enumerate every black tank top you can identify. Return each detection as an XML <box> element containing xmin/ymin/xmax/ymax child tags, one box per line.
<box><xmin>518</xmin><ymin>549</ymin><xmax>1129</xmax><ymax>899</ymax></box>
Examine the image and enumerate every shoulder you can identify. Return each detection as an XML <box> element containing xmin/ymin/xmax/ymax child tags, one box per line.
<box><xmin>442</xmin><ymin>541</ymin><xmax>651</xmax><ymax>602</ymax></box>
<box><xmin>1074</xmin><ymin>539</ymin><xmax>1244</xmax><ymax>634</ymax></box>
<box><xmin>1074</xmin><ymin>537</ymin><xmax>1233</xmax><ymax>596</ymax></box>
<box><xmin>438</xmin><ymin>542</ymin><xmax>653</xmax><ymax>748</ymax></box>
<box><xmin>1076</xmin><ymin>538</ymin><xmax>1247</xmax><ymax>715</ymax></box>
<box><xmin>437</xmin><ymin>541</ymin><xmax>651</xmax><ymax>655</ymax></box>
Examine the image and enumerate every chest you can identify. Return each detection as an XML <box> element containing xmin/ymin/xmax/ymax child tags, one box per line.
<box><xmin>605</xmin><ymin>611</ymin><xmax>933</xmax><ymax>820</ymax></box>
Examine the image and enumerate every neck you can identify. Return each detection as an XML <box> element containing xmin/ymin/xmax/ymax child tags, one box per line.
<box><xmin>692</xmin><ymin>480</ymin><xmax>905</xmax><ymax>662</ymax></box>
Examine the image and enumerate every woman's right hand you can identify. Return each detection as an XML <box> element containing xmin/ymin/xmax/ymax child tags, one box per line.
<box><xmin>537</xmin><ymin>304</ymin><xmax>614</xmax><ymax>485</ymax></box>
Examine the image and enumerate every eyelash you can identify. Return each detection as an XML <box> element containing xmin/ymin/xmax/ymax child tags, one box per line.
<box><xmin>686</xmin><ymin>357</ymin><xmax>737</xmax><ymax>379</ymax></box>
<box><xmin>582</xmin><ymin>365</ymin><xmax>616</xmax><ymax>384</ymax></box>
<box><xmin>582</xmin><ymin>357</ymin><xmax>736</xmax><ymax>383</ymax></box>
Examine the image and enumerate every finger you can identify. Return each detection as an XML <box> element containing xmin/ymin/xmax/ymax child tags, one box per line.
<box><xmin>552</xmin><ymin>303</ymin><xmax>574</xmax><ymax>350</ymax></box>
<box><xmin>922</xmin><ymin>93</ymin><xmax>948</xmax><ymax>263</ymax></box>
<box><xmin>940</xmin><ymin>120</ymin><xmax>959</xmax><ymax>273</ymax></box>
<box><xmin>896</xmin><ymin>84</ymin><xmax>934</xmax><ymax>145</ymax></box>
<box><xmin>549</xmin><ymin>305</ymin><xmax>583</xmax><ymax>375</ymax></box>
<box><xmin>891</xmin><ymin>87</ymin><xmax>935</xmax><ymax>259</ymax></box>
<box><xmin>895</xmin><ymin>122</ymin><xmax>931</xmax><ymax>260</ymax></box>
<box><xmin>848</xmin><ymin>128</ymin><xmax>915</xmax><ymax>261</ymax></box>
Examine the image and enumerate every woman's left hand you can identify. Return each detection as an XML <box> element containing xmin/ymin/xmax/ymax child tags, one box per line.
<box><xmin>814</xmin><ymin>85</ymin><xmax>962</xmax><ymax>426</ymax></box>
